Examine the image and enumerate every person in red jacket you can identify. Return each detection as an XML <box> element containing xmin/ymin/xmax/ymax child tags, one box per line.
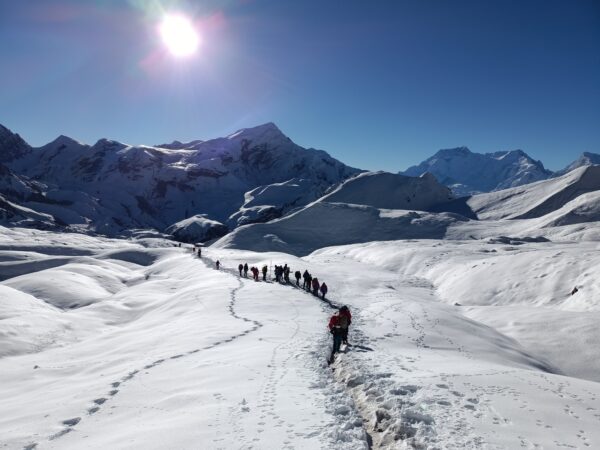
<box><xmin>328</xmin><ymin>310</ymin><xmax>344</xmax><ymax>364</ymax></box>
<box><xmin>339</xmin><ymin>305</ymin><xmax>351</xmax><ymax>345</ymax></box>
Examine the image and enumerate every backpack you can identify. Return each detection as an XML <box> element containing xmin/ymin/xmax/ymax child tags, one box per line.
<box><xmin>338</xmin><ymin>315</ymin><xmax>349</xmax><ymax>328</ymax></box>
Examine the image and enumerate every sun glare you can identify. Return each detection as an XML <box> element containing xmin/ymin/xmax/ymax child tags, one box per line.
<box><xmin>159</xmin><ymin>14</ymin><xmax>200</xmax><ymax>57</ymax></box>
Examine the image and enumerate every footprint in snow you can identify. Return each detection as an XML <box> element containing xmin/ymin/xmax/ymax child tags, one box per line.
<box><xmin>62</xmin><ymin>417</ymin><xmax>81</xmax><ymax>427</ymax></box>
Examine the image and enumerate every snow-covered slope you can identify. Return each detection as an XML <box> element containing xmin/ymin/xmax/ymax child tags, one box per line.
<box><xmin>321</xmin><ymin>171</ymin><xmax>453</xmax><ymax>210</ymax></box>
<box><xmin>467</xmin><ymin>165</ymin><xmax>600</xmax><ymax>220</ymax></box>
<box><xmin>164</xmin><ymin>214</ymin><xmax>228</xmax><ymax>243</ymax></box>
<box><xmin>215</xmin><ymin>171</ymin><xmax>461</xmax><ymax>255</ymax></box>
<box><xmin>227</xmin><ymin>178</ymin><xmax>327</xmax><ymax>228</ymax></box>
<box><xmin>556</xmin><ymin>151</ymin><xmax>600</xmax><ymax>176</ymax></box>
<box><xmin>1</xmin><ymin>122</ymin><xmax>360</xmax><ymax>236</ymax></box>
<box><xmin>3</xmin><ymin>227</ymin><xmax>600</xmax><ymax>449</ymax></box>
<box><xmin>403</xmin><ymin>147</ymin><xmax>552</xmax><ymax>195</ymax></box>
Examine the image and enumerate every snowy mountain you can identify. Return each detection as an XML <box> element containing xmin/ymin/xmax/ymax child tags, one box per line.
<box><xmin>403</xmin><ymin>147</ymin><xmax>552</xmax><ymax>195</ymax></box>
<box><xmin>227</xmin><ymin>178</ymin><xmax>327</xmax><ymax>228</ymax></box>
<box><xmin>467</xmin><ymin>165</ymin><xmax>600</xmax><ymax>220</ymax></box>
<box><xmin>2</xmin><ymin>127</ymin><xmax>600</xmax><ymax>449</ymax></box>
<box><xmin>214</xmin><ymin>171</ymin><xmax>460</xmax><ymax>255</ymax></box>
<box><xmin>0</xmin><ymin>124</ymin><xmax>31</xmax><ymax>163</ymax></box>
<box><xmin>556</xmin><ymin>151</ymin><xmax>600</xmax><ymax>176</ymax></box>
<box><xmin>0</xmin><ymin>122</ymin><xmax>361</xmax><ymax>237</ymax></box>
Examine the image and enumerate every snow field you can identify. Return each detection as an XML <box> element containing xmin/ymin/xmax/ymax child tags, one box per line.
<box><xmin>0</xmin><ymin>230</ymin><xmax>368</xmax><ymax>449</ymax></box>
<box><xmin>3</xmin><ymin>228</ymin><xmax>600</xmax><ymax>449</ymax></box>
<box><xmin>303</xmin><ymin>244</ymin><xmax>600</xmax><ymax>448</ymax></box>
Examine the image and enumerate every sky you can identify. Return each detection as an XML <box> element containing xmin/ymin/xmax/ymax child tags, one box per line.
<box><xmin>0</xmin><ymin>0</ymin><xmax>599</xmax><ymax>172</ymax></box>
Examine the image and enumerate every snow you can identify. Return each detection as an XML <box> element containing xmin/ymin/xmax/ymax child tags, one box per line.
<box><xmin>227</xmin><ymin>178</ymin><xmax>326</xmax><ymax>228</ymax></box>
<box><xmin>215</xmin><ymin>171</ymin><xmax>460</xmax><ymax>255</ymax></box>
<box><xmin>3</xmin><ymin>223</ymin><xmax>600</xmax><ymax>449</ymax></box>
<box><xmin>402</xmin><ymin>147</ymin><xmax>551</xmax><ymax>195</ymax></box>
<box><xmin>164</xmin><ymin>214</ymin><xmax>228</xmax><ymax>243</ymax></box>
<box><xmin>0</xmin><ymin>122</ymin><xmax>360</xmax><ymax>235</ymax></box>
<box><xmin>467</xmin><ymin>165</ymin><xmax>600</xmax><ymax>220</ymax></box>
<box><xmin>1</xmin><ymin>121</ymin><xmax>600</xmax><ymax>449</ymax></box>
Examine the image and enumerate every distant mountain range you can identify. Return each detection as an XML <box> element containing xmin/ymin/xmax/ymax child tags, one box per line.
<box><xmin>0</xmin><ymin>121</ymin><xmax>598</xmax><ymax>240</ymax></box>
<box><xmin>402</xmin><ymin>147</ymin><xmax>599</xmax><ymax>196</ymax></box>
<box><xmin>0</xmin><ymin>122</ymin><xmax>360</xmax><ymax>239</ymax></box>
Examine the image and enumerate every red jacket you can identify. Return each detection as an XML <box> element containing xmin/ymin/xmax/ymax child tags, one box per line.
<box><xmin>328</xmin><ymin>314</ymin><xmax>341</xmax><ymax>331</ymax></box>
<box><xmin>329</xmin><ymin>312</ymin><xmax>350</xmax><ymax>331</ymax></box>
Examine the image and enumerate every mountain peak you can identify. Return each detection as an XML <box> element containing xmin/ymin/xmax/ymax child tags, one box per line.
<box><xmin>91</xmin><ymin>138</ymin><xmax>127</xmax><ymax>151</ymax></box>
<box><xmin>403</xmin><ymin>147</ymin><xmax>551</xmax><ymax>195</ymax></box>
<box><xmin>227</xmin><ymin>122</ymin><xmax>287</xmax><ymax>141</ymax></box>
<box><xmin>46</xmin><ymin>134</ymin><xmax>84</xmax><ymax>148</ymax></box>
<box><xmin>156</xmin><ymin>139</ymin><xmax>204</xmax><ymax>150</ymax></box>
<box><xmin>434</xmin><ymin>147</ymin><xmax>472</xmax><ymax>157</ymax></box>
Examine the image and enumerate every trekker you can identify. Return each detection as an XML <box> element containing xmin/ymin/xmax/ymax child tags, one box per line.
<box><xmin>294</xmin><ymin>270</ymin><xmax>301</xmax><ymax>286</ymax></box>
<box><xmin>243</xmin><ymin>263</ymin><xmax>249</xmax><ymax>278</ymax></box>
<box><xmin>216</xmin><ymin>260</ymin><xmax>220</xmax><ymax>270</ymax></box>
<box><xmin>303</xmin><ymin>270</ymin><xmax>309</xmax><ymax>289</ymax></box>
<box><xmin>262</xmin><ymin>265</ymin><xmax>268</xmax><ymax>281</ymax></box>
<box><xmin>339</xmin><ymin>305</ymin><xmax>352</xmax><ymax>345</ymax></box>
<box><xmin>312</xmin><ymin>277</ymin><xmax>320</xmax><ymax>296</ymax></box>
<box><xmin>283</xmin><ymin>265</ymin><xmax>290</xmax><ymax>283</ymax></box>
<box><xmin>238</xmin><ymin>263</ymin><xmax>243</xmax><ymax>276</ymax></box>
<box><xmin>198</xmin><ymin>248</ymin><xmax>202</xmax><ymax>257</ymax></box>
<box><xmin>328</xmin><ymin>309</ymin><xmax>345</xmax><ymax>364</ymax></box>
<box><xmin>306</xmin><ymin>273</ymin><xmax>313</xmax><ymax>291</ymax></box>
<box><xmin>320</xmin><ymin>282</ymin><xmax>328</xmax><ymax>299</ymax></box>
<box><xmin>253</xmin><ymin>267</ymin><xmax>259</xmax><ymax>281</ymax></box>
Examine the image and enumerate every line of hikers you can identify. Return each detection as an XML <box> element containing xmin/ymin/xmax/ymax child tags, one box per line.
<box><xmin>234</xmin><ymin>262</ymin><xmax>329</xmax><ymax>300</ymax></box>
<box><xmin>301</xmin><ymin>269</ymin><xmax>328</xmax><ymax>299</ymax></box>
<box><xmin>236</xmin><ymin>262</ymin><xmax>267</xmax><ymax>281</ymax></box>
<box><xmin>197</xmin><ymin>252</ymin><xmax>349</xmax><ymax>363</ymax></box>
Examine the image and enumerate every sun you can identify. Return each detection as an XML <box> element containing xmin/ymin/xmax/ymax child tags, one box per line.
<box><xmin>159</xmin><ymin>14</ymin><xmax>200</xmax><ymax>57</ymax></box>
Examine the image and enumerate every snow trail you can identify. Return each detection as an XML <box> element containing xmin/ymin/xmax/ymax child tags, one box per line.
<box><xmin>42</xmin><ymin>265</ymin><xmax>264</xmax><ymax>447</ymax></box>
<box><xmin>201</xmin><ymin>252</ymin><xmax>374</xmax><ymax>449</ymax></box>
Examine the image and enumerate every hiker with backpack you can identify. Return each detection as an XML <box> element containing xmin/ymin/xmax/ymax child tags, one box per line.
<box><xmin>302</xmin><ymin>270</ymin><xmax>310</xmax><ymax>289</ymax></box>
<box><xmin>306</xmin><ymin>273</ymin><xmax>313</xmax><ymax>291</ymax></box>
<box><xmin>328</xmin><ymin>307</ymin><xmax>348</xmax><ymax>364</ymax></box>
<box><xmin>283</xmin><ymin>265</ymin><xmax>290</xmax><ymax>283</ymax></box>
<box><xmin>339</xmin><ymin>305</ymin><xmax>352</xmax><ymax>345</ymax></box>
<box><xmin>238</xmin><ymin>263</ymin><xmax>243</xmax><ymax>277</ymax></box>
<box><xmin>320</xmin><ymin>282</ymin><xmax>328</xmax><ymax>299</ymax></box>
<box><xmin>243</xmin><ymin>263</ymin><xmax>249</xmax><ymax>278</ymax></box>
<box><xmin>294</xmin><ymin>270</ymin><xmax>301</xmax><ymax>286</ymax></box>
<box><xmin>252</xmin><ymin>266</ymin><xmax>259</xmax><ymax>281</ymax></box>
<box><xmin>262</xmin><ymin>265</ymin><xmax>268</xmax><ymax>281</ymax></box>
<box><xmin>311</xmin><ymin>277</ymin><xmax>320</xmax><ymax>296</ymax></box>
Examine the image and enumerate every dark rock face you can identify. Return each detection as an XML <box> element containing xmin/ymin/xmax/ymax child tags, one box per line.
<box><xmin>0</xmin><ymin>125</ymin><xmax>31</xmax><ymax>163</ymax></box>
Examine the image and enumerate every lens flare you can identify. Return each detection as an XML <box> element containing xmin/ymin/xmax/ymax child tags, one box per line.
<box><xmin>159</xmin><ymin>14</ymin><xmax>200</xmax><ymax>57</ymax></box>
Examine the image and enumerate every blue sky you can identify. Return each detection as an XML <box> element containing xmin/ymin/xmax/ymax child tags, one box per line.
<box><xmin>0</xmin><ymin>0</ymin><xmax>598</xmax><ymax>171</ymax></box>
